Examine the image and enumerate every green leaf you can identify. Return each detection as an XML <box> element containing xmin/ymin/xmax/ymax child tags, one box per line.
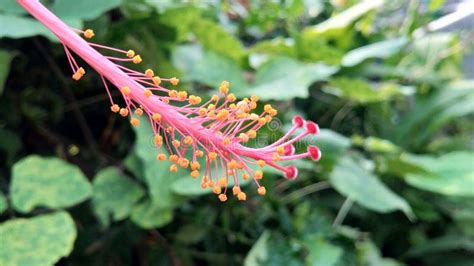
<box><xmin>191</xmin><ymin>18</ymin><xmax>245</xmax><ymax>62</ymax></box>
<box><xmin>342</xmin><ymin>37</ymin><xmax>408</xmax><ymax>67</ymax></box>
<box><xmin>0</xmin><ymin>49</ymin><xmax>14</xmax><ymax>95</ymax></box>
<box><xmin>51</xmin><ymin>0</ymin><xmax>123</xmax><ymax>20</ymax></box>
<box><xmin>0</xmin><ymin>0</ymin><xmax>27</xmax><ymax>15</ymax></box>
<box><xmin>304</xmin><ymin>236</ymin><xmax>343</xmax><ymax>266</ymax></box>
<box><xmin>0</xmin><ymin>211</ymin><xmax>77</xmax><ymax>266</ymax></box>
<box><xmin>185</xmin><ymin>50</ymin><xmax>247</xmax><ymax>92</ymax></box>
<box><xmin>357</xmin><ymin>240</ymin><xmax>403</xmax><ymax>266</ymax></box>
<box><xmin>310</xmin><ymin>0</ymin><xmax>384</xmax><ymax>33</ymax></box>
<box><xmin>91</xmin><ymin>167</ymin><xmax>145</xmax><ymax>226</ymax></box>
<box><xmin>244</xmin><ymin>231</ymin><xmax>270</xmax><ymax>266</ymax></box>
<box><xmin>10</xmin><ymin>155</ymin><xmax>92</xmax><ymax>213</ymax></box>
<box><xmin>404</xmin><ymin>152</ymin><xmax>474</xmax><ymax>197</ymax></box>
<box><xmin>0</xmin><ymin>191</ymin><xmax>7</xmax><ymax>214</ymax></box>
<box><xmin>0</xmin><ymin>14</ymin><xmax>83</xmax><ymax>42</ymax></box>
<box><xmin>326</xmin><ymin>78</ymin><xmax>401</xmax><ymax>103</ymax></box>
<box><xmin>247</xmin><ymin>57</ymin><xmax>338</xmax><ymax>100</ymax></box>
<box><xmin>130</xmin><ymin>199</ymin><xmax>173</xmax><ymax>229</ymax></box>
<box><xmin>330</xmin><ymin>156</ymin><xmax>414</xmax><ymax>218</ymax></box>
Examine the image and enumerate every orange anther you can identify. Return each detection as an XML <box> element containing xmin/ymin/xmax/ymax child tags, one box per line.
<box><xmin>110</xmin><ymin>104</ymin><xmax>120</xmax><ymax>113</ymax></box>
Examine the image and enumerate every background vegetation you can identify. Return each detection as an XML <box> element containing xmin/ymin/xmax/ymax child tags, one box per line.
<box><xmin>0</xmin><ymin>0</ymin><xmax>473</xmax><ymax>265</ymax></box>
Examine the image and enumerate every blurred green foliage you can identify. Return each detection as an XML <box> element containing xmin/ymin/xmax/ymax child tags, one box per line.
<box><xmin>0</xmin><ymin>0</ymin><xmax>473</xmax><ymax>265</ymax></box>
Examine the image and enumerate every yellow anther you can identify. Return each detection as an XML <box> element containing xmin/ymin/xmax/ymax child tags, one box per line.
<box><xmin>72</xmin><ymin>72</ymin><xmax>83</xmax><ymax>80</ymax></box>
<box><xmin>257</xmin><ymin>160</ymin><xmax>266</xmax><ymax>168</ymax></box>
<box><xmin>191</xmin><ymin>170</ymin><xmax>199</xmax><ymax>178</ymax></box>
<box><xmin>130</xmin><ymin>117</ymin><xmax>140</xmax><ymax>127</ymax></box>
<box><xmin>219</xmin><ymin>81</ymin><xmax>229</xmax><ymax>94</ymax></box>
<box><xmin>145</xmin><ymin>69</ymin><xmax>154</xmax><ymax>78</ymax></box>
<box><xmin>227</xmin><ymin>160</ymin><xmax>238</xmax><ymax>169</ymax></box>
<box><xmin>218</xmin><ymin>194</ymin><xmax>227</xmax><ymax>202</ymax></box>
<box><xmin>217</xmin><ymin>109</ymin><xmax>229</xmax><ymax>121</ymax></box>
<box><xmin>207</xmin><ymin>110</ymin><xmax>216</xmax><ymax>119</ymax></box>
<box><xmin>251</xmin><ymin>95</ymin><xmax>259</xmax><ymax>102</ymax></box>
<box><xmin>170</xmin><ymin>77</ymin><xmax>179</xmax><ymax>86</ymax></box>
<box><xmin>177</xmin><ymin>91</ymin><xmax>188</xmax><ymax>101</ymax></box>
<box><xmin>134</xmin><ymin>108</ymin><xmax>143</xmax><ymax>116</ymax></box>
<box><xmin>208</xmin><ymin>152</ymin><xmax>218</xmax><ymax>160</ymax></box>
<box><xmin>126</xmin><ymin>50</ymin><xmax>135</xmax><ymax>58</ymax></box>
<box><xmin>110</xmin><ymin>104</ymin><xmax>120</xmax><ymax>113</ymax></box>
<box><xmin>264</xmin><ymin>104</ymin><xmax>273</xmax><ymax>112</ymax></box>
<box><xmin>211</xmin><ymin>95</ymin><xmax>219</xmax><ymax>101</ymax></box>
<box><xmin>208</xmin><ymin>104</ymin><xmax>216</xmax><ymax>110</ymax></box>
<box><xmin>247</xmin><ymin>130</ymin><xmax>257</xmax><ymax>139</ymax></box>
<box><xmin>242</xmin><ymin>173</ymin><xmax>249</xmax><ymax>180</ymax></box>
<box><xmin>219</xmin><ymin>177</ymin><xmax>228</xmax><ymax>187</ymax></box>
<box><xmin>191</xmin><ymin>161</ymin><xmax>200</xmax><ymax>171</ymax></box>
<box><xmin>83</xmin><ymin>29</ymin><xmax>95</xmax><ymax>39</ymax></box>
<box><xmin>226</xmin><ymin>93</ymin><xmax>236</xmax><ymax>102</ymax></box>
<box><xmin>265</xmin><ymin>115</ymin><xmax>272</xmax><ymax>122</ymax></box>
<box><xmin>188</xmin><ymin>95</ymin><xmax>202</xmax><ymax>105</ymax></box>
<box><xmin>156</xmin><ymin>153</ymin><xmax>167</xmax><ymax>161</ymax></box>
<box><xmin>237</xmin><ymin>191</ymin><xmax>247</xmax><ymax>201</ymax></box>
<box><xmin>144</xmin><ymin>89</ymin><xmax>152</xmax><ymax>97</ymax></box>
<box><xmin>78</xmin><ymin>67</ymin><xmax>86</xmax><ymax>75</ymax></box>
<box><xmin>132</xmin><ymin>55</ymin><xmax>142</xmax><ymax>64</ymax></box>
<box><xmin>179</xmin><ymin>158</ymin><xmax>189</xmax><ymax>168</ymax></box>
<box><xmin>268</xmin><ymin>109</ymin><xmax>277</xmax><ymax>116</ymax></box>
<box><xmin>249</xmin><ymin>101</ymin><xmax>257</xmax><ymax>110</ymax></box>
<box><xmin>276</xmin><ymin>146</ymin><xmax>285</xmax><ymax>155</ymax></box>
<box><xmin>172</xmin><ymin>140</ymin><xmax>181</xmax><ymax>148</ymax></box>
<box><xmin>152</xmin><ymin>113</ymin><xmax>161</xmax><ymax>122</ymax></box>
<box><xmin>154</xmin><ymin>135</ymin><xmax>163</xmax><ymax>146</ymax></box>
<box><xmin>257</xmin><ymin>186</ymin><xmax>266</xmax><ymax>196</ymax></box>
<box><xmin>184</xmin><ymin>136</ymin><xmax>193</xmax><ymax>145</ymax></box>
<box><xmin>119</xmin><ymin>108</ymin><xmax>128</xmax><ymax>117</ymax></box>
<box><xmin>239</xmin><ymin>133</ymin><xmax>249</xmax><ymax>142</ymax></box>
<box><xmin>232</xmin><ymin>186</ymin><xmax>241</xmax><ymax>195</ymax></box>
<box><xmin>170</xmin><ymin>164</ymin><xmax>178</xmax><ymax>173</ymax></box>
<box><xmin>169</xmin><ymin>154</ymin><xmax>179</xmax><ymax>163</ymax></box>
<box><xmin>249</xmin><ymin>113</ymin><xmax>260</xmax><ymax>121</ymax></box>
<box><xmin>255</xmin><ymin>170</ymin><xmax>263</xmax><ymax>180</ymax></box>
<box><xmin>121</xmin><ymin>86</ymin><xmax>130</xmax><ymax>95</ymax></box>
<box><xmin>196</xmin><ymin>150</ymin><xmax>204</xmax><ymax>157</ymax></box>
<box><xmin>213</xmin><ymin>186</ymin><xmax>222</xmax><ymax>194</ymax></box>
<box><xmin>258</xmin><ymin>118</ymin><xmax>267</xmax><ymax>126</ymax></box>
<box><xmin>199</xmin><ymin>108</ymin><xmax>207</xmax><ymax>117</ymax></box>
<box><xmin>223</xmin><ymin>137</ymin><xmax>231</xmax><ymax>145</ymax></box>
<box><xmin>229</xmin><ymin>103</ymin><xmax>237</xmax><ymax>109</ymax></box>
<box><xmin>168</xmin><ymin>90</ymin><xmax>178</xmax><ymax>98</ymax></box>
<box><xmin>272</xmin><ymin>153</ymin><xmax>281</xmax><ymax>162</ymax></box>
<box><xmin>152</xmin><ymin>76</ymin><xmax>161</xmax><ymax>86</ymax></box>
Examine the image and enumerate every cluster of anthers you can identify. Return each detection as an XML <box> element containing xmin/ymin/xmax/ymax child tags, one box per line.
<box><xmin>18</xmin><ymin>0</ymin><xmax>321</xmax><ymax>202</ymax></box>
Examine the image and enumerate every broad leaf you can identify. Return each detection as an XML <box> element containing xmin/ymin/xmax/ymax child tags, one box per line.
<box><xmin>244</xmin><ymin>231</ymin><xmax>270</xmax><ymax>266</ymax></box>
<box><xmin>10</xmin><ymin>155</ymin><xmax>92</xmax><ymax>213</ymax></box>
<box><xmin>0</xmin><ymin>14</ymin><xmax>82</xmax><ymax>42</ymax></box>
<box><xmin>405</xmin><ymin>152</ymin><xmax>474</xmax><ymax>197</ymax></box>
<box><xmin>0</xmin><ymin>49</ymin><xmax>14</xmax><ymax>95</ymax></box>
<box><xmin>92</xmin><ymin>167</ymin><xmax>145</xmax><ymax>226</ymax></box>
<box><xmin>186</xmin><ymin>50</ymin><xmax>247</xmax><ymax>93</ymax></box>
<box><xmin>310</xmin><ymin>0</ymin><xmax>384</xmax><ymax>33</ymax></box>
<box><xmin>0</xmin><ymin>191</ymin><xmax>7</xmax><ymax>214</ymax></box>
<box><xmin>247</xmin><ymin>57</ymin><xmax>338</xmax><ymax>100</ymax></box>
<box><xmin>304</xmin><ymin>236</ymin><xmax>343</xmax><ymax>266</ymax></box>
<box><xmin>342</xmin><ymin>37</ymin><xmax>408</xmax><ymax>67</ymax></box>
<box><xmin>0</xmin><ymin>211</ymin><xmax>76</xmax><ymax>266</ymax></box>
<box><xmin>51</xmin><ymin>0</ymin><xmax>122</xmax><ymax>20</ymax></box>
<box><xmin>330</xmin><ymin>156</ymin><xmax>414</xmax><ymax>218</ymax></box>
<box><xmin>130</xmin><ymin>199</ymin><xmax>173</xmax><ymax>229</ymax></box>
<box><xmin>326</xmin><ymin>78</ymin><xmax>402</xmax><ymax>103</ymax></box>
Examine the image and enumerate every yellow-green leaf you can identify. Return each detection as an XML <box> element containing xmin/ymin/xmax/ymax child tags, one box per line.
<box><xmin>92</xmin><ymin>167</ymin><xmax>145</xmax><ymax>227</ymax></box>
<box><xmin>0</xmin><ymin>211</ymin><xmax>77</xmax><ymax>266</ymax></box>
<box><xmin>10</xmin><ymin>155</ymin><xmax>92</xmax><ymax>213</ymax></box>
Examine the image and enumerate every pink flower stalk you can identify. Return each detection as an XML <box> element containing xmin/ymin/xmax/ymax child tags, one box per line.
<box><xmin>17</xmin><ymin>0</ymin><xmax>321</xmax><ymax>201</ymax></box>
